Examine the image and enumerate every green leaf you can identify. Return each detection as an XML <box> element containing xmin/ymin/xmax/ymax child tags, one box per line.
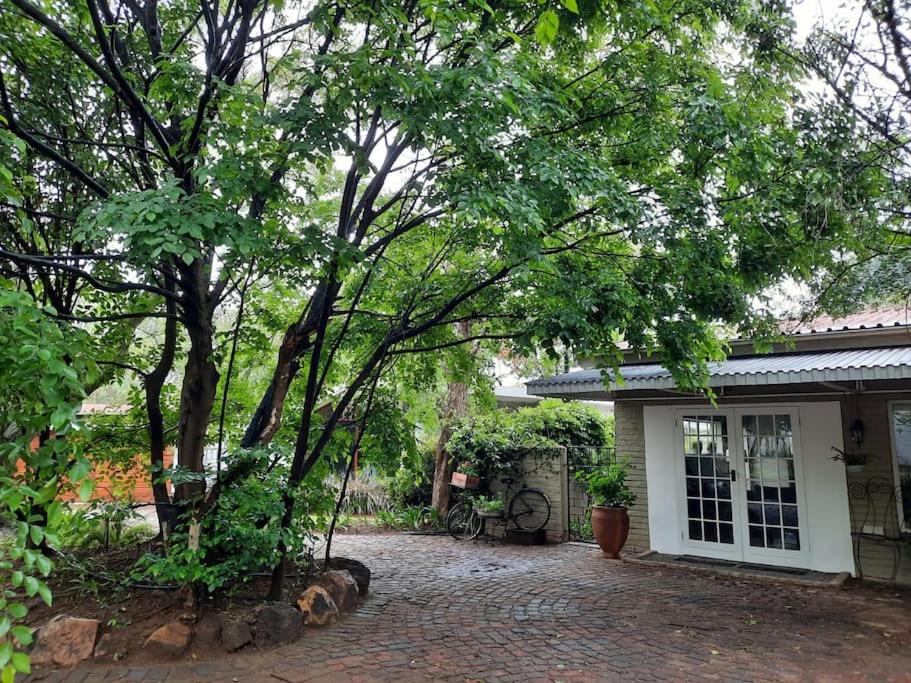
<box><xmin>10</xmin><ymin>652</ymin><xmax>29</xmax><ymax>674</ymax></box>
<box><xmin>535</xmin><ymin>10</ymin><xmax>559</xmax><ymax>46</ymax></box>
<box><xmin>36</xmin><ymin>582</ymin><xmax>51</xmax><ymax>607</ymax></box>
<box><xmin>11</xmin><ymin>625</ymin><xmax>32</xmax><ymax>647</ymax></box>
<box><xmin>1</xmin><ymin>663</ymin><xmax>13</xmax><ymax>683</ymax></box>
<box><xmin>78</xmin><ymin>478</ymin><xmax>94</xmax><ymax>502</ymax></box>
<box><xmin>0</xmin><ymin>642</ymin><xmax>10</xmax><ymax>669</ymax></box>
<box><xmin>561</xmin><ymin>0</ymin><xmax>578</xmax><ymax>13</ymax></box>
<box><xmin>6</xmin><ymin>604</ymin><xmax>26</xmax><ymax>619</ymax></box>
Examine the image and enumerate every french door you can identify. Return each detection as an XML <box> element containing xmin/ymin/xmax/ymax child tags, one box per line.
<box><xmin>677</xmin><ymin>408</ymin><xmax>807</xmax><ymax>566</ymax></box>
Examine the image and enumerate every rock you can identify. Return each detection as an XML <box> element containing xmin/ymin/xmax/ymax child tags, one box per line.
<box><xmin>195</xmin><ymin>611</ymin><xmax>222</xmax><ymax>648</ymax></box>
<box><xmin>322</xmin><ymin>557</ymin><xmax>371</xmax><ymax>594</ymax></box>
<box><xmin>93</xmin><ymin>632</ymin><xmax>125</xmax><ymax>661</ymax></box>
<box><xmin>30</xmin><ymin>615</ymin><xmax>100</xmax><ymax>667</ymax></box>
<box><xmin>253</xmin><ymin>605</ymin><xmax>302</xmax><ymax>648</ymax></box>
<box><xmin>313</xmin><ymin>570</ymin><xmax>359</xmax><ymax>612</ymax></box>
<box><xmin>296</xmin><ymin>586</ymin><xmax>339</xmax><ymax>626</ymax></box>
<box><xmin>221</xmin><ymin>620</ymin><xmax>252</xmax><ymax>652</ymax></box>
<box><xmin>143</xmin><ymin>622</ymin><xmax>192</xmax><ymax>660</ymax></box>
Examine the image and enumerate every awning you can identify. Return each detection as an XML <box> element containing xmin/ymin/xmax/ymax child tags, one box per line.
<box><xmin>526</xmin><ymin>347</ymin><xmax>911</xmax><ymax>395</ymax></box>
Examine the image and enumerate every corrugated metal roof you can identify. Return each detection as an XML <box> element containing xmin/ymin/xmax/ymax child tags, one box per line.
<box><xmin>526</xmin><ymin>347</ymin><xmax>911</xmax><ymax>395</ymax></box>
<box><xmin>781</xmin><ymin>307</ymin><xmax>911</xmax><ymax>335</ymax></box>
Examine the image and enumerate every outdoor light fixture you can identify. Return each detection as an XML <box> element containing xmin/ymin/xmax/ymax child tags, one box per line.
<box><xmin>851</xmin><ymin>419</ymin><xmax>865</xmax><ymax>446</ymax></box>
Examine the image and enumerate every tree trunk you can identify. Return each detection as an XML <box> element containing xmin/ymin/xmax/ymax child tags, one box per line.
<box><xmin>430</xmin><ymin>380</ymin><xmax>469</xmax><ymax>517</ymax></box>
<box><xmin>430</xmin><ymin>321</ymin><xmax>472</xmax><ymax>517</ymax></box>
<box><xmin>145</xmin><ymin>290</ymin><xmax>177</xmax><ymax>535</ymax></box>
<box><xmin>174</xmin><ymin>310</ymin><xmax>219</xmax><ymax>506</ymax></box>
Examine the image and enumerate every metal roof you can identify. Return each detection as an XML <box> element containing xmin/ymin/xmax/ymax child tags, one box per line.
<box><xmin>780</xmin><ymin>308</ymin><xmax>911</xmax><ymax>335</ymax></box>
<box><xmin>526</xmin><ymin>347</ymin><xmax>911</xmax><ymax>395</ymax></box>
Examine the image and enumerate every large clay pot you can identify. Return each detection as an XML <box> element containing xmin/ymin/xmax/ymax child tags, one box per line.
<box><xmin>591</xmin><ymin>506</ymin><xmax>630</xmax><ymax>558</ymax></box>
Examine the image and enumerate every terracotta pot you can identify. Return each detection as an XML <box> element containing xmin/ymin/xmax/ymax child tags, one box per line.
<box><xmin>591</xmin><ymin>506</ymin><xmax>630</xmax><ymax>559</ymax></box>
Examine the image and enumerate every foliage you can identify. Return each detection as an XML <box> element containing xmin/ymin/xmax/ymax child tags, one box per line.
<box><xmin>799</xmin><ymin>5</ymin><xmax>911</xmax><ymax>314</ymax></box>
<box><xmin>133</xmin><ymin>448</ymin><xmax>334</xmax><ymax>594</ymax></box>
<box><xmin>576</xmin><ymin>463</ymin><xmax>636</xmax><ymax>508</ymax></box>
<box><xmin>385</xmin><ymin>443</ymin><xmax>436</xmax><ymax>509</ymax></box>
<box><xmin>375</xmin><ymin>506</ymin><xmax>441</xmax><ymax>531</ymax></box>
<box><xmin>335</xmin><ymin>472</ymin><xmax>391</xmax><ymax>517</ymax></box>
<box><xmin>473</xmin><ymin>495</ymin><xmax>504</xmax><ymax>513</ymax></box>
<box><xmin>0</xmin><ymin>0</ymin><xmax>881</xmax><ymax>600</ymax></box>
<box><xmin>0</xmin><ymin>288</ymin><xmax>97</xmax><ymax>682</ymax></box>
<box><xmin>448</xmin><ymin>400</ymin><xmax>611</xmax><ymax>477</ymax></box>
<box><xmin>56</xmin><ymin>505</ymin><xmax>155</xmax><ymax>551</ymax></box>
<box><xmin>829</xmin><ymin>447</ymin><xmax>870</xmax><ymax>468</ymax></box>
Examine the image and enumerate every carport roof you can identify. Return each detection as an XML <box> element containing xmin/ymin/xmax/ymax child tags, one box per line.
<box><xmin>526</xmin><ymin>346</ymin><xmax>911</xmax><ymax>395</ymax></box>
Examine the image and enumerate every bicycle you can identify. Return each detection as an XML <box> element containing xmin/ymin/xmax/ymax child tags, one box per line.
<box><xmin>446</xmin><ymin>477</ymin><xmax>551</xmax><ymax>541</ymax></box>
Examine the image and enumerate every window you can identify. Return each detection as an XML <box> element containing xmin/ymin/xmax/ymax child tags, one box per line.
<box><xmin>889</xmin><ymin>404</ymin><xmax>911</xmax><ymax>532</ymax></box>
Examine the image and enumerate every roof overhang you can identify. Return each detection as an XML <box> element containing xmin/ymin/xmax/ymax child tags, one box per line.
<box><xmin>527</xmin><ymin>347</ymin><xmax>911</xmax><ymax>396</ymax></box>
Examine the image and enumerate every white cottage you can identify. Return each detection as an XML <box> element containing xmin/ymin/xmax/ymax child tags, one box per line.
<box><xmin>528</xmin><ymin>309</ymin><xmax>911</xmax><ymax>584</ymax></box>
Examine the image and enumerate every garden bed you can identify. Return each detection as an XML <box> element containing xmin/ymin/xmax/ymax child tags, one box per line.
<box><xmin>24</xmin><ymin>544</ymin><xmax>369</xmax><ymax>670</ymax></box>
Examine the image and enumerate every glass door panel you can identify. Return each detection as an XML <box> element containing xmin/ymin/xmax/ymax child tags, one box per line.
<box><xmin>741</xmin><ymin>412</ymin><xmax>801</xmax><ymax>552</ymax></box>
<box><xmin>681</xmin><ymin>415</ymin><xmax>735</xmax><ymax>546</ymax></box>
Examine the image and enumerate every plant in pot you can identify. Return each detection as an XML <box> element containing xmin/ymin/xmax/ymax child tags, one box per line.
<box><xmin>577</xmin><ymin>462</ymin><xmax>636</xmax><ymax>558</ymax></box>
<box><xmin>473</xmin><ymin>495</ymin><xmax>505</xmax><ymax>518</ymax></box>
<box><xmin>831</xmin><ymin>446</ymin><xmax>870</xmax><ymax>474</ymax></box>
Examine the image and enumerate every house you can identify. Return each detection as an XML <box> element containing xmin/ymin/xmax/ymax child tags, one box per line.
<box><xmin>494</xmin><ymin>382</ymin><xmax>614</xmax><ymax>418</ymax></box>
<box><xmin>527</xmin><ymin>308</ymin><xmax>911</xmax><ymax>584</ymax></box>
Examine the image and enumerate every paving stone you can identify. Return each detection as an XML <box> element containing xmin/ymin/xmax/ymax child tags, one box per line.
<box><xmin>27</xmin><ymin>535</ymin><xmax>911</xmax><ymax>683</ymax></box>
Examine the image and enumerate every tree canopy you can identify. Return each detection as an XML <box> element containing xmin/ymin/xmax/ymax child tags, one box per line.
<box><xmin>0</xmin><ymin>0</ymin><xmax>880</xmax><ymax>608</ymax></box>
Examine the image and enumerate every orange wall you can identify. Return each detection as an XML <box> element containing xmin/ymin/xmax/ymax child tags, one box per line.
<box><xmin>18</xmin><ymin>438</ymin><xmax>173</xmax><ymax>503</ymax></box>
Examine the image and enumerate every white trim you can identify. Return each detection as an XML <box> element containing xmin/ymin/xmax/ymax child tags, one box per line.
<box><xmin>644</xmin><ymin>401</ymin><xmax>854</xmax><ymax>574</ymax></box>
<box><xmin>886</xmin><ymin>401</ymin><xmax>911</xmax><ymax>533</ymax></box>
<box><xmin>672</xmin><ymin>406</ymin><xmax>810</xmax><ymax>567</ymax></box>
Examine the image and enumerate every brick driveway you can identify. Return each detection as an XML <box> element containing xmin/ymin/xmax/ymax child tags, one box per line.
<box><xmin>34</xmin><ymin>534</ymin><xmax>911</xmax><ymax>682</ymax></box>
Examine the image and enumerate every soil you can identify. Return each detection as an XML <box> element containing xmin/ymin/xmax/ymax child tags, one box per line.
<box><xmin>26</xmin><ymin>544</ymin><xmax>317</xmax><ymax>666</ymax></box>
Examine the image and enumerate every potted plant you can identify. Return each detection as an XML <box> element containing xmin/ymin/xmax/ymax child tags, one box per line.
<box><xmin>577</xmin><ymin>462</ymin><xmax>636</xmax><ymax>558</ymax></box>
<box><xmin>473</xmin><ymin>495</ymin><xmax>504</xmax><ymax>518</ymax></box>
<box><xmin>831</xmin><ymin>446</ymin><xmax>870</xmax><ymax>474</ymax></box>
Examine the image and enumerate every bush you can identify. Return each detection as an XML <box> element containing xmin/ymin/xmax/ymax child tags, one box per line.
<box><xmin>385</xmin><ymin>443</ymin><xmax>435</xmax><ymax>508</ymax></box>
<box><xmin>57</xmin><ymin>502</ymin><xmax>154</xmax><ymax>551</ymax></box>
<box><xmin>576</xmin><ymin>463</ymin><xmax>636</xmax><ymax>508</ymax></box>
<box><xmin>132</xmin><ymin>447</ymin><xmax>335</xmax><ymax>594</ymax></box>
<box><xmin>448</xmin><ymin>399</ymin><xmax>612</xmax><ymax>478</ymax></box>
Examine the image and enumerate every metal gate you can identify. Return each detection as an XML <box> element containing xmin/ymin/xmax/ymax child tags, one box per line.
<box><xmin>567</xmin><ymin>446</ymin><xmax>616</xmax><ymax>542</ymax></box>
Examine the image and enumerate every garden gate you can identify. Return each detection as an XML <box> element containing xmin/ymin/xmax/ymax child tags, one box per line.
<box><xmin>566</xmin><ymin>446</ymin><xmax>616</xmax><ymax>542</ymax></box>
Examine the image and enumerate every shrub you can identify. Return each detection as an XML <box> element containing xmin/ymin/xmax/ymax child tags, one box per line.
<box><xmin>576</xmin><ymin>463</ymin><xmax>636</xmax><ymax>508</ymax></box>
<box><xmin>448</xmin><ymin>399</ymin><xmax>612</xmax><ymax>478</ymax></box>
<box><xmin>132</xmin><ymin>447</ymin><xmax>335</xmax><ymax>594</ymax></box>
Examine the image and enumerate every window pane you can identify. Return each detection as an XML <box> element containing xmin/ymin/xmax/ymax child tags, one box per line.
<box><xmin>891</xmin><ymin>408</ymin><xmax>911</xmax><ymax>530</ymax></box>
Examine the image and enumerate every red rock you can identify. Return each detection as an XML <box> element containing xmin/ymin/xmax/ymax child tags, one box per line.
<box><xmin>143</xmin><ymin>622</ymin><xmax>192</xmax><ymax>659</ymax></box>
<box><xmin>30</xmin><ymin>615</ymin><xmax>100</xmax><ymax>667</ymax></box>
<box><xmin>296</xmin><ymin>585</ymin><xmax>339</xmax><ymax>626</ymax></box>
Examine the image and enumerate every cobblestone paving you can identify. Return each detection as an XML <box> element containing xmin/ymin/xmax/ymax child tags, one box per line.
<box><xmin>31</xmin><ymin>535</ymin><xmax>911</xmax><ymax>682</ymax></box>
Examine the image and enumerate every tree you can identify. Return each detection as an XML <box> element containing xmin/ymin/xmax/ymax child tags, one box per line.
<box><xmin>0</xmin><ymin>0</ymin><xmax>869</xmax><ymax>601</ymax></box>
<box><xmin>800</xmin><ymin>1</ymin><xmax>911</xmax><ymax>313</ymax></box>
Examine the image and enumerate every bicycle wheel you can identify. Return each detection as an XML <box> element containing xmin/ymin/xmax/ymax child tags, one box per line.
<box><xmin>447</xmin><ymin>501</ymin><xmax>482</xmax><ymax>540</ymax></box>
<box><xmin>509</xmin><ymin>488</ymin><xmax>551</xmax><ymax>532</ymax></box>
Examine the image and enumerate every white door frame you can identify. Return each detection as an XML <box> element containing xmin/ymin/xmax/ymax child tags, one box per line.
<box><xmin>674</xmin><ymin>405</ymin><xmax>811</xmax><ymax>568</ymax></box>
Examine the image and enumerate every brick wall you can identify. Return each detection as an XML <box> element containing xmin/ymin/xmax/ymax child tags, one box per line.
<box><xmin>486</xmin><ymin>449</ymin><xmax>567</xmax><ymax>543</ymax></box>
<box><xmin>614</xmin><ymin>401</ymin><xmax>649</xmax><ymax>552</ymax></box>
<box><xmin>841</xmin><ymin>394</ymin><xmax>910</xmax><ymax>584</ymax></box>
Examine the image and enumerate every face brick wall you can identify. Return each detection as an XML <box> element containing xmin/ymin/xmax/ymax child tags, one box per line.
<box><xmin>614</xmin><ymin>402</ymin><xmax>650</xmax><ymax>552</ymax></box>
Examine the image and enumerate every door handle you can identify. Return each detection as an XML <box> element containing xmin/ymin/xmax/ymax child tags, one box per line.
<box><xmin>730</xmin><ymin>469</ymin><xmax>736</xmax><ymax>483</ymax></box>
